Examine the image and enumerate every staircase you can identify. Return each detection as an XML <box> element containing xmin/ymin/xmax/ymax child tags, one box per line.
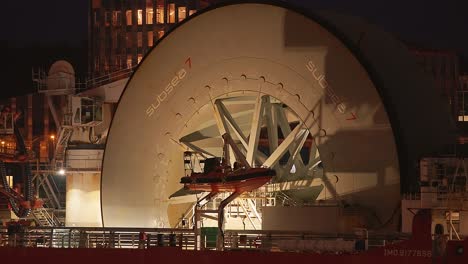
<box><xmin>239</xmin><ymin>198</ymin><xmax>262</xmax><ymax>229</ymax></box>
<box><xmin>176</xmin><ymin>196</ymin><xmax>264</xmax><ymax>230</ymax></box>
<box><xmin>32</xmin><ymin>207</ymin><xmax>60</xmax><ymax>227</ymax></box>
<box><xmin>54</xmin><ymin>127</ymin><xmax>73</xmax><ymax>170</ymax></box>
<box><xmin>175</xmin><ymin>202</ymin><xmax>197</xmax><ymax>229</ymax></box>
<box><xmin>226</xmin><ymin>198</ymin><xmax>262</xmax><ymax>230</ymax></box>
<box><xmin>275</xmin><ymin>191</ymin><xmax>302</xmax><ymax>206</ymax></box>
<box><xmin>30</xmin><ymin>161</ymin><xmax>65</xmax><ymax>226</ymax></box>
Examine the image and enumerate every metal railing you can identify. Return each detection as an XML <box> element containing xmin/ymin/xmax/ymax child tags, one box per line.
<box><xmin>0</xmin><ymin>227</ymin><xmax>196</xmax><ymax>249</ymax></box>
<box><xmin>33</xmin><ymin>65</ymin><xmax>135</xmax><ymax>95</ymax></box>
<box><xmin>80</xmin><ymin>66</ymin><xmax>135</xmax><ymax>90</ymax></box>
<box><xmin>0</xmin><ymin>226</ymin><xmax>408</xmax><ymax>253</ymax></box>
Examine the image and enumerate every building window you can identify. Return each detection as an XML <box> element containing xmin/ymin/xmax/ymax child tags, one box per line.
<box><xmin>94</xmin><ymin>11</ymin><xmax>99</xmax><ymax>24</ymax></box>
<box><xmin>137</xmin><ymin>32</ymin><xmax>143</xmax><ymax>47</ymax></box>
<box><xmin>112</xmin><ymin>31</ymin><xmax>118</xmax><ymax>50</ymax></box>
<box><xmin>148</xmin><ymin>31</ymin><xmax>154</xmax><ymax>47</ymax></box>
<box><xmin>146</xmin><ymin>9</ymin><xmax>154</xmax><ymax>24</ymax></box>
<box><xmin>158</xmin><ymin>30</ymin><xmax>165</xmax><ymax>39</ymax></box>
<box><xmin>127</xmin><ymin>55</ymin><xmax>133</xmax><ymax>69</ymax></box>
<box><xmin>167</xmin><ymin>4</ymin><xmax>175</xmax><ymax>23</ymax></box>
<box><xmin>189</xmin><ymin>10</ymin><xmax>196</xmax><ymax>16</ymax></box>
<box><xmin>105</xmin><ymin>11</ymin><xmax>111</xmax><ymax>26</ymax></box>
<box><xmin>115</xmin><ymin>56</ymin><xmax>122</xmax><ymax>70</ymax></box>
<box><xmin>126</xmin><ymin>32</ymin><xmax>133</xmax><ymax>48</ymax></box>
<box><xmin>104</xmin><ymin>60</ymin><xmax>110</xmax><ymax>72</ymax></box>
<box><xmin>116</xmin><ymin>32</ymin><xmax>121</xmax><ymax>50</ymax></box>
<box><xmin>112</xmin><ymin>11</ymin><xmax>121</xmax><ymax>26</ymax></box>
<box><xmin>138</xmin><ymin>54</ymin><xmax>143</xmax><ymax>64</ymax></box>
<box><xmin>178</xmin><ymin>7</ymin><xmax>186</xmax><ymax>22</ymax></box>
<box><xmin>137</xmin><ymin>9</ymin><xmax>143</xmax><ymax>25</ymax></box>
<box><xmin>94</xmin><ymin>57</ymin><xmax>100</xmax><ymax>71</ymax></box>
<box><xmin>156</xmin><ymin>6</ymin><xmax>164</xmax><ymax>24</ymax></box>
<box><xmin>458</xmin><ymin>91</ymin><xmax>468</xmax><ymax>121</ymax></box>
<box><xmin>126</xmin><ymin>10</ymin><xmax>132</xmax><ymax>26</ymax></box>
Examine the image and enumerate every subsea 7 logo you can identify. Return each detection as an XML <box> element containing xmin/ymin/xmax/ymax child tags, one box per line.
<box><xmin>305</xmin><ymin>60</ymin><xmax>346</xmax><ymax>114</ymax></box>
<box><xmin>145</xmin><ymin>57</ymin><xmax>191</xmax><ymax>117</ymax></box>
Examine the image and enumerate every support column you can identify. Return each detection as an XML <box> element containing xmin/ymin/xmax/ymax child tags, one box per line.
<box><xmin>27</xmin><ymin>95</ymin><xmax>33</xmax><ymax>150</ymax></box>
<box><xmin>43</xmin><ymin>95</ymin><xmax>50</xmax><ymax>161</ymax></box>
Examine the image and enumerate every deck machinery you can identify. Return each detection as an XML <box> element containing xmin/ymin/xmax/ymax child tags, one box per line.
<box><xmin>101</xmin><ymin>0</ymin><xmax>453</xmax><ymax>243</ymax></box>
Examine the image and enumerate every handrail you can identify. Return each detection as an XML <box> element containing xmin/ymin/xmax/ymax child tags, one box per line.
<box><xmin>0</xmin><ymin>226</ymin><xmax>413</xmax><ymax>252</ymax></box>
<box><xmin>34</xmin><ymin>66</ymin><xmax>136</xmax><ymax>94</ymax></box>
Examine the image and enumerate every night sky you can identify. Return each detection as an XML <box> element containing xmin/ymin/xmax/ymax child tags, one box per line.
<box><xmin>1</xmin><ymin>0</ymin><xmax>467</xmax><ymax>98</ymax></box>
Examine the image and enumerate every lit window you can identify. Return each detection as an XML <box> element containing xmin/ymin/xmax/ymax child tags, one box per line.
<box><xmin>178</xmin><ymin>7</ymin><xmax>186</xmax><ymax>22</ymax></box>
<box><xmin>94</xmin><ymin>11</ymin><xmax>99</xmax><ymax>24</ymax></box>
<box><xmin>126</xmin><ymin>32</ymin><xmax>132</xmax><ymax>48</ymax></box>
<box><xmin>112</xmin><ymin>31</ymin><xmax>118</xmax><ymax>50</ymax></box>
<box><xmin>104</xmin><ymin>60</ymin><xmax>109</xmax><ymax>71</ymax></box>
<box><xmin>113</xmin><ymin>11</ymin><xmax>121</xmax><ymax>26</ymax></box>
<box><xmin>156</xmin><ymin>6</ymin><xmax>164</xmax><ymax>24</ymax></box>
<box><xmin>189</xmin><ymin>10</ymin><xmax>196</xmax><ymax>16</ymax></box>
<box><xmin>105</xmin><ymin>12</ymin><xmax>111</xmax><ymax>26</ymax></box>
<box><xmin>138</xmin><ymin>54</ymin><xmax>143</xmax><ymax>64</ymax></box>
<box><xmin>167</xmin><ymin>4</ymin><xmax>175</xmax><ymax>23</ymax></box>
<box><xmin>127</xmin><ymin>55</ymin><xmax>133</xmax><ymax>68</ymax></box>
<box><xmin>458</xmin><ymin>91</ymin><xmax>468</xmax><ymax>122</ymax></box>
<box><xmin>115</xmin><ymin>56</ymin><xmax>121</xmax><ymax>69</ymax></box>
<box><xmin>137</xmin><ymin>9</ymin><xmax>143</xmax><ymax>25</ymax></box>
<box><xmin>137</xmin><ymin>32</ymin><xmax>142</xmax><ymax>47</ymax></box>
<box><xmin>146</xmin><ymin>9</ymin><xmax>153</xmax><ymax>24</ymax></box>
<box><xmin>126</xmin><ymin>10</ymin><xmax>132</xmax><ymax>25</ymax></box>
<box><xmin>158</xmin><ymin>30</ymin><xmax>165</xmax><ymax>39</ymax></box>
<box><xmin>148</xmin><ymin>31</ymin><xmax>154</xmax><ymax>47</ymax></box>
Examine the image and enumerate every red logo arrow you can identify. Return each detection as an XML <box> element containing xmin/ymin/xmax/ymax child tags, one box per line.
<box><xmin>185</xmin><ymin>57</ymin><xmax>192</xmax><ymax>69</ymax></box>
<box><xmin>346</xmin><ymin>112</ymin><xmax>357</xmax><ymax>121</ymax></box>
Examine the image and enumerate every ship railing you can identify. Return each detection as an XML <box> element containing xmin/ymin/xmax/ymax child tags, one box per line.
<box><xmin>0</xmin><ymin>227</ymin><xmax>409</xmax><ymax>253</ymax></box>
<box><xmin>222</xmin><ymin>230</ymin><xmax>409</xmax><ymax>253</ymax></box>
<box><xmin>84</xmin><ymin>66</ymin><xmax>136</xmax><ymax>90</ymax></box>
<box><xmin>0</xmin><ymin>227</ymin><xmax>196</xmax><ymax>249</ymax></box>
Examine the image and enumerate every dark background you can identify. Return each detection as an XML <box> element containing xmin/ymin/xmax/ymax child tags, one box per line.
<box><xmin>1</xmin><ymin>0</ymin><xmax>467</xmax><ymax>98</ymax></box>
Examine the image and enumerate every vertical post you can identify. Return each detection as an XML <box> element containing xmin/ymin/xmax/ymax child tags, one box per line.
<box><xmin>43</xmin><ymin>94</ymin><xmax>50</xmax><ymax>162</ymax></box>
<box><xmin>27</xmin><ymin>95</ymin><xmax>33</xmax><ymax>150</ymax></box>
<box><xmin>194</xmin><ymin>207</ymin><xmax>199</xmax><ymax>250</ymax></box>
<box><xmin>68</xmin><ymin>229</ymin><xmax>72</xmax><ymax>248</ymax></box>
<box><xmin>449</xmin><ymin>210</ymin><xmax>453</xmax><ymax>240</ymax></box>
<box><xmin>49</xmin><ymin>228</ymin><xmax>54</xmax><ymax>248</ymax></box>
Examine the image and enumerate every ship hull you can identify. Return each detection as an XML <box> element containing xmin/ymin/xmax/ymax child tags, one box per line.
<box><xmin>1</xmin><ymin>242</ymin><xmax>466</xmax><ymax>264</ymax></box>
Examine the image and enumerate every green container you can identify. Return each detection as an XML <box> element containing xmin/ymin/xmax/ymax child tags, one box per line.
<box><xmin>201</xmin><ymin>227</ymin><xmax>218</xmax><ymax>248</ymax></box>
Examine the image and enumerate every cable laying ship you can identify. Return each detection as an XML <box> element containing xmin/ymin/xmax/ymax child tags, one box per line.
<box><xmin>2</xmin><ymin>1</ymin><xmax>468</xmax><ymax>264</ymax></box>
